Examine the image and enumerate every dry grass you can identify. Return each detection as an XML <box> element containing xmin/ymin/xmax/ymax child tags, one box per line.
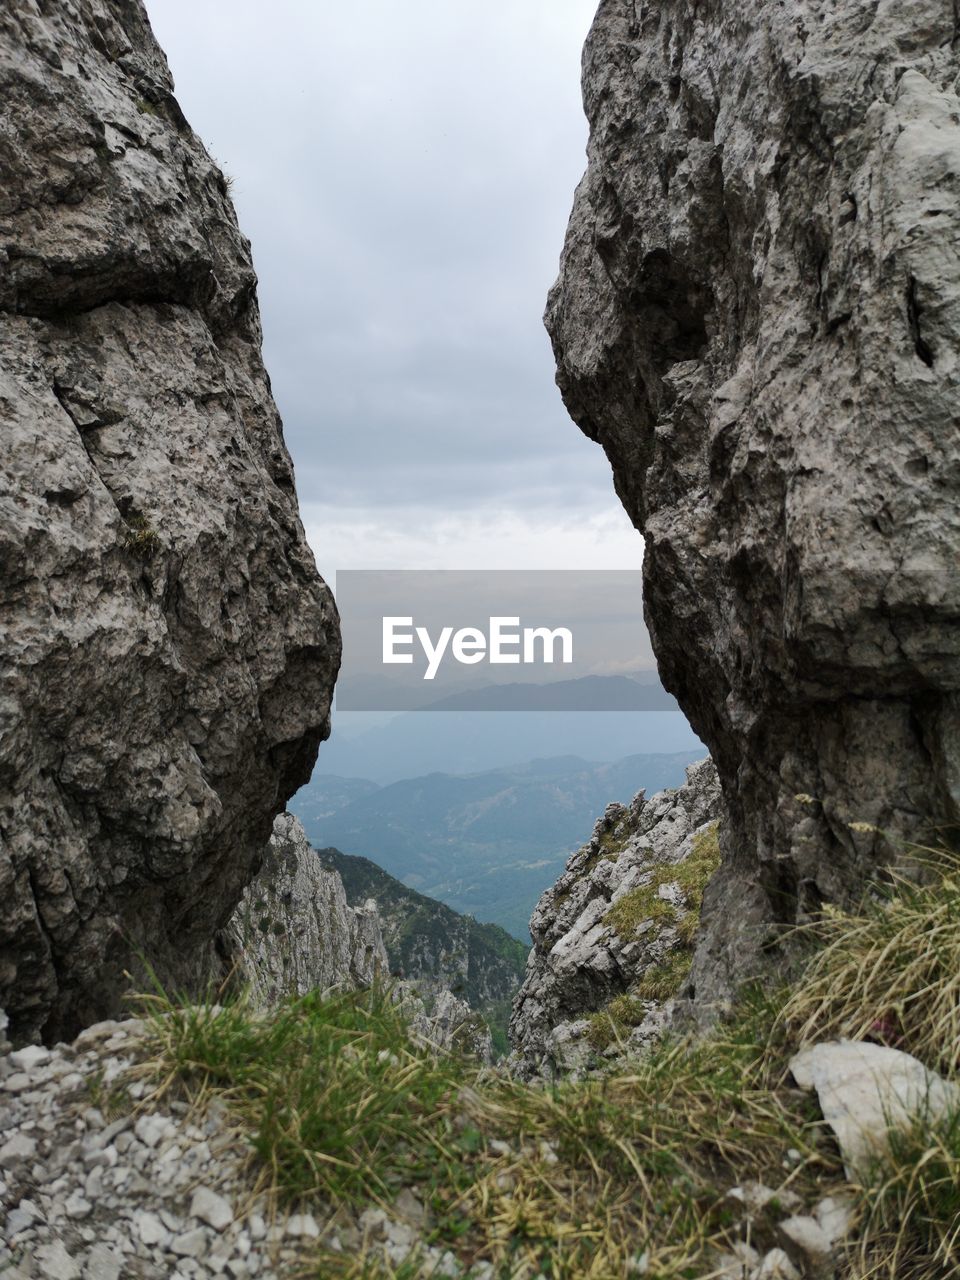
<box><xmin>138</xmin><ymin>839</ymin><xmax>960</xmax><ymax>1279</ymax></box>
<box><xmin>780</xmin><ymin>853</ymin><xmax>960</xmax><ymax>1077</ymax></box>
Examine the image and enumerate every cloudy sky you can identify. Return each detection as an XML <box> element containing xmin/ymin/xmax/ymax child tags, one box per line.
<box><xmin>146</xmin><ymin>0</ymin><xmax>642</xmax><ymax>580</ymax></box>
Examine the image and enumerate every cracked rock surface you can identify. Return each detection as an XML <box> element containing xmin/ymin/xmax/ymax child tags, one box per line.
<box><xmin>547</xmin><ymin>0</ymin><xmax>960</xmax><ymax>1011</ymax></box>
<box><xmin>510</xmin><ymin>759</ymin><xmax>721</xmax><ymax>1077</ymax></box>
<box><xmin>0</xmin><ymin>1</ymin><xmax>339</xmax><ymax>1043</ymax></box>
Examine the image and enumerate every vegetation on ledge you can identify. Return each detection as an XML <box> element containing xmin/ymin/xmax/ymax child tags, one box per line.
<box><xmin>139</xmin><ymin>845</ymin><xmax>960</xmax><ymax>1280</ymax></box>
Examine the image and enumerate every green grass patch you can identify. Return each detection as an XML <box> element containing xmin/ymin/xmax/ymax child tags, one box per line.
<box><xmin>138</xmin><ymin>842</ymin><xmax>960</xmax><ymax>1278</ymax></box>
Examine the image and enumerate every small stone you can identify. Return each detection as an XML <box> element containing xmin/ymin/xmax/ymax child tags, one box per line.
<box><xmin>34</xmin><ymin>1241</ymin><xmax>80</xmax><ymax>1280</ymax></box>
<box><xmin>171</xmin><ymin>1227</ymin><xmax>210</xmax><ymax>1258</ymax></box>
<box><xmin>814</xmin><ymin>1194</ymin><xmax>854</xmax><ymax>1244</ymax></box>
<box><xmin>65</xmin><ymin>1193</ymin><xmax>93</xmax><ymax>1220</ymax></box>
<box><xmin>133</xmin><ymin>1114</ymin><xmax>171</xmax><ymax>1148</ymax></box>
<box><xmin>191</xmin><ymin>1186</ymin><xmax>234</xmax><ymax>1231</ymax></box>
<box><xmin>394</xmin><ymin>1187</ymin><xmax>427</xmax><ymax>1225</ymax></box>
<box><xmin>285</xmin><ymin>1213</ymin><xmax>319</xmax><ymax>1238</ymax></box>
<box><xmin>2</xmin><ymin>1073</ymin><xmax>32</xmax><ymax>1093</ymax></box>
<box><xmin>247</xmin><ymin>1214</ymin><xmax>266</xmax><ymax>1241</ymax></box>
<box><xmin>9</xmin><ymin>1044</ymin><xmax>51</xmax><ymax>1071</ymax></box>
<box><xmin>136</xmin><ymin>1211</ymin><xmax>168</xmax><ymax>1245</ymax></box>
<box><xmin>777</xmin><ymin>1215</ymin><xmax>834</xmax><ymax>1269</ymax></box>
<box><xmin>83</xmin><ymin>1244</ymin><xmax>123</xmax><ymax>1280</ymax></box>
<box><xmin>755</xmin><ymin>1249</ymin><xmax>802</xmax><ymax>1279</ymax></box>
<box><xmin>726</xmin><ymin>1181</ymin><xmax>801</xmax><ymax>1216</ymax></box>
<box><xmin>0</xmin><ymin>1133</ymin><xmax>37</xmax><ymax>1167</ymax></box>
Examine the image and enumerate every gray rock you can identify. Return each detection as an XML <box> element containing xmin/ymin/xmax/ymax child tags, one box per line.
<box><xmin>189</xmin><ymin>1187</ymin><xmax>233</xmax><ymax>1232</ymax></box>
<box><xmin>790</xmin><ymin>1039</ymin><xmax>960</xmax><ymax>1177</ymax></box>
<box><xmin>171</xmin><ymin>1227</ymin><xmax>210</xmax><ymax>1259</ymax></box>
<box><xmin>0</xmin><ymin>0</ymin><xmax>339</xmax><ymax>1045</ymax></box>
<box><xmin>510</xmin><ymin>759</ymin><xmax>721</xmax><ymax>1075</ymax></box>
<box><xmin>33</xmin><ymin>1242</ymin><xmax>80</xmax><ymax>1280</ymax></box>
<box><xmin>220</xmin><ymin>814</ymin><xmax>388</xmax><ymax>1005</ymax></box>
<box><xmin>546</xmin><ymin>0</ymin><xmax>960</xmax><ymax>1012</ymax></box>
<box><xmin>0</xmin><ymin>1133</ymin><xmax>37</xmax><ymax>1167</ymax></box>
<box><xmin>82</xmin><ymin>1245</ymin><xmax>123</xmax><ymax>1280</ymax></box>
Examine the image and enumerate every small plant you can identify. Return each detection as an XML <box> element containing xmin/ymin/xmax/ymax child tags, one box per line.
<box><xmin>122</xmin><ymin>512</ymin><xmax>160</xmax><ymax>558</ymax></box>
<box><xmin>86</xmin><ymin>1066</ymin><xmax>132</xmax><ymax>1121</ymax></box>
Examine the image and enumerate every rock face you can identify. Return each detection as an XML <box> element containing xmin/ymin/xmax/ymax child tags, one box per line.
<box><xmin>547</xmin><ymin>1</ymin><xmax>960</xmax><ymax>1009</ymax></box>
<box><xmin>221</xmin><ymin>816</ymin><xmax>386</xmax><ymax>1007</ymax></box>
<box><xmin>0</xmin><ymin>2</ymin><xmax>339</xmax><ymax>1043</ymax></box>
<box><xmin>510</xmin><ymin>759</ymin><xmax>722</xmax><ymax>1076</ymax></box>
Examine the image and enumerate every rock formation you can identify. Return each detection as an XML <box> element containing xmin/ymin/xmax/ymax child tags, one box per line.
<box><xmin>221</xmin><ymin>816</ymin><xmax>386</xmax><ymax>1008</ymax></box>
<box><xmin>547</xmin><ymin>0</ymin><xmax>960</xmax><ymax>1009</ymax></box>
<box><xmin>0</xmin><ymin>2</ymin><xmax>339</xmax><ymax>1043</ymax></box>
<box><xmin>317</xmin><ymin>847</ymin><xmax>528</xmax><ymax>1037</ymax></box>
<box><xmin>224</xmin><ymin>818</ymin><xmax>493</xmax><ymax>1061</ymax></box>
<box><xmin>511</xmin><ymin>759</ymin><xmax>721</xmax><ymax>1076</ymax></box>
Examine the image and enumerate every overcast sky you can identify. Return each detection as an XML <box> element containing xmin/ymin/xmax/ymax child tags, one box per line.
<box><xmin>146</xmin><ymin>0</ymin><xmax>641</xmax><ymax>579</ymax></box>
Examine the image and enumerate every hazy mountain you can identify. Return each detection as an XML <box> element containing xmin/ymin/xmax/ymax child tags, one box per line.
<box><xmin>292</xmin><ymin>751</ymin><xmax>701</xmax><ymax>939</ymax></box>
<box><xmin>317</xmin><ymin>706</ymin><xmax>702</xmax><ymax>784</ymax></box>
<box><xmin>316</xmin><ymin>847</ymin><xmax>529</xmax><ymax>1057</ymax></box>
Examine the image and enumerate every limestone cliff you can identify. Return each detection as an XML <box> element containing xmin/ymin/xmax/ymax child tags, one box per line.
<box><xmin>222</xmin><ymin>816</ymin><xmax>386</xmax><ymax>1008</ymax></box>
<box><xmin>547</xmin><ymin>0</ymin><xmax>960</xmax><ymax>1009</ymax></box>
<box><xmin>224</xmin><ymin>817</ymin><xmax>493</xmax><ymax>1061</ymax></box>
<box><xmin>510</xmin><ymin>760</ymin><xmax>721</xmax><ymax>1076</ymax></box>
<box><xmin>0</xmin><ymin>2</ymin><xmax>339</xmax><ymax>1043</ymax></box>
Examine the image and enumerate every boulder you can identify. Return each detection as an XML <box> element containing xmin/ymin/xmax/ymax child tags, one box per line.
<box><xmin>0</xmin><ymin>1</ymin><xmax>339</xmax><ymax>1042</ymax></box>
<box><xmin>546</xmin><ymin>0</ymin><xmax>960</xmax><ymax>1010</ymax></box>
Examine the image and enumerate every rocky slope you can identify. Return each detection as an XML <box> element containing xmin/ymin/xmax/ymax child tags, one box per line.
<box><xmin>221</xmin><ymin>817</ymin><xmax>386</xmax><ymax>1008</ymax></box>
<box><xmin>546</xmin><ymin>0</ymin><xmax>960</xmax><ymax>1011</ymax></box>
<box><xmin>510</xmin><ymin>759</ymin><xmax>722</xmax><ymax>1077</ymax></box>
<box><xmin>0</xmin><ymin>2</ymin><xmax>339</xmax><ymax>1044</ymax></box>
<box><xmin>317</xmin><ymin>846</ymin><xmax>527</xmax><ymax>1050</ymax></box>
<box><xmin>225</xmin><ymin>817</ymin><xmax>492</xmax><ymax>1061</ymax></box>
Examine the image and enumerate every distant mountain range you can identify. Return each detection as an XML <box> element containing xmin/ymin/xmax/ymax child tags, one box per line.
<box><xmin>316</xmin><ymin>705</ymin><xmax>702</xmax><ymax>785</ymax></box>
<box><xmin>315</xmin><ymin>847</ymin><xmax>529</xmax><ymax>1056</ymax></box>
<box><xmin>291</xmin><ymin>751</ymin><xmax>701</xmax><ymax>940</ymax></box>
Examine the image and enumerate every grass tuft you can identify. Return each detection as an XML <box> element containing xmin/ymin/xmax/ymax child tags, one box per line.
<box><xmin>780</xmin><ymin>850</ymin><xmax>960</xmax><ymax>1076</ymax></box>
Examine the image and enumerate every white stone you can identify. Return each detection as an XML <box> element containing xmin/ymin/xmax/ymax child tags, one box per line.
<box><xmin>755</xmin><ymin>1249</ymin><xmax>802</xmax><ymax>1279</ymax></box>
<box><xmin>9</xmin><ymin>1044</ymin><xmax>51</xmax><ymax>1071</ymax></box>
<box><xmin>190</xmin><ymin>1186</ymin><xmax>233</xmax><ymax>1231</ymax></box>
<box><xmin>814</xmin><ymin>1194</ymin><xmax>855</xmax><ymax>1245</ymax></box>
<box><xmin>136</xmin><ymin>1210</ymin><xmax>168</xmax><ymax>1245</ymax></box>
<box><xmin>34</xmin><ymin>1241</ymin><xmax>80</xmax><ymax>1280</ymax></box>
<box><xmin>133</xmin><ymin>1114</ymin><xmax>172</xmax><ymax>1149</ymax></box>
<box><xmin>65</xmin><ymin>1192</ymin><xmax>92</xmax><ymax>1219</ymax></box>
<box><xmin>171</xmin><ymin>1227</ymin><xmax>210</xmax><ymax>1258</ymax></box>
<box><xmin>0</xmin><ymin>1133</ymin><xmax>37</xmax><ymax>1167</ymax></box>
<box><xmin>790</xmin><ymin>1040</ymin><xmax>960</xmax><ymax>1176</ymax></box>
<box><xmin>285</xmin><ymin>1212</ymin><xmax>320</xmax><ymax>1238</ymax></box>
<box><xmin>83</xmin><ymin>1244</ymin><xmax>123</xmax><ymax>1280</ymax></box>
<box><xmin>777</xmin><ymin>1215</ymin><xmax>833</xmax><ymax>1267</ymax></box>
